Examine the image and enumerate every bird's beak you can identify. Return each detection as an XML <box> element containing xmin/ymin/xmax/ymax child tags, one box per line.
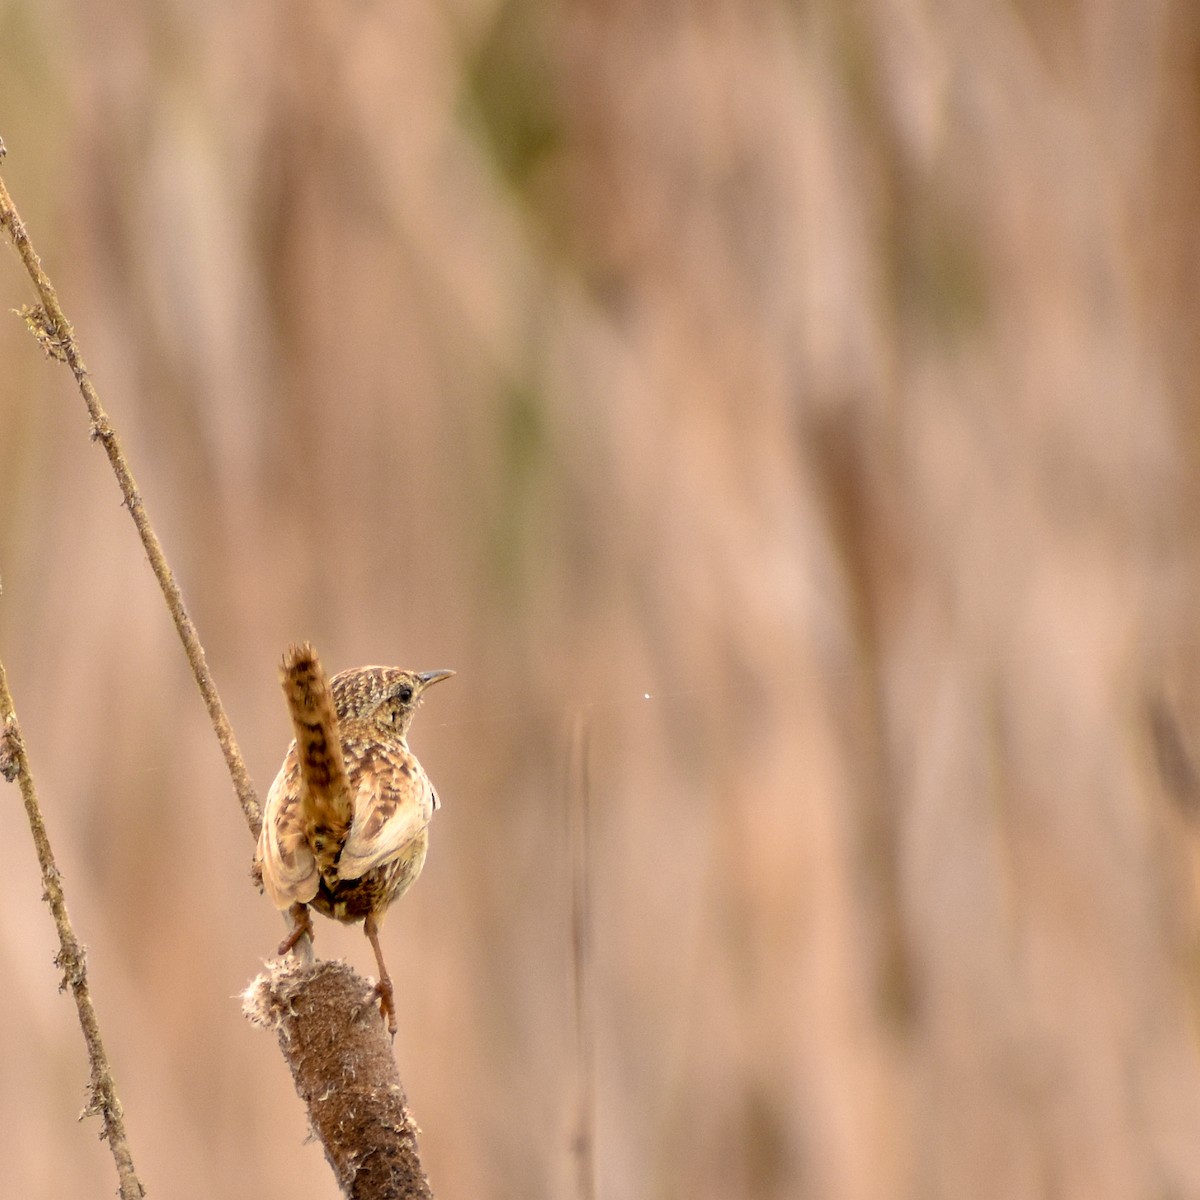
<box><xmin>417</xmin><ymin>669</ymin><xmax>455</xmax><ymax>689</ymax></box>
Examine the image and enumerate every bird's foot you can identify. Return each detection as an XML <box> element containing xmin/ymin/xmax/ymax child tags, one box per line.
<box><xmin>277</xmin><ymin>903</ymin><xmax>314</xmax><ymax>957</ymax></box>
<box><xmin>374</xmin><ymin>976</ymin><xmax>398</xmax><ymax>1038</ymax></box>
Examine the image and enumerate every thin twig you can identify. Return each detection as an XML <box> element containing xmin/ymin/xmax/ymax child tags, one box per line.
<box><xmin>568</xmin><ymin>712</ymin><xmax>596</xmax><ymax>1200</ymax></box>
<box><xmin>0</xmin><ymin>659</ymin><xmax>146</xmax><ymax>1200</ymax></box>
<box><xmin>0</xmin><ymin>170</ymin><xmax>261</xmax><ymax>838</ymax></box>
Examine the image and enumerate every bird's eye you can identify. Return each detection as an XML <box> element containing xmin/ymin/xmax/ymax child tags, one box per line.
<box><xmin>397</xmin><ymin>685</ymin><xmax>414</xmax><ymax>704</ymax></box>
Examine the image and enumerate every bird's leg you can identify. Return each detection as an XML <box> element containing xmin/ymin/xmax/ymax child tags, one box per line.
<box><xmin>277</xmin><ymin>902</ymin><xmax>314</xmax><ymax>957</ymax></box>
<box><xmin>363</xmin><ymin>911</ymin><xmax>397</xmax><ymax>1037</ymax></box>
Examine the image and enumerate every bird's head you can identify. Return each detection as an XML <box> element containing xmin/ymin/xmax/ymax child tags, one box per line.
<box><xmin>332</xmin><ymin>666</ymin><xmax>454</xmax><ymax>741</ymax></box>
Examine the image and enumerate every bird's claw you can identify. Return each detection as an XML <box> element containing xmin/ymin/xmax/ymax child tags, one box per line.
<box><xmin>375</xmin><ymin>976</ymin><xmax>397</xmax><ymax>1038</ymax></box>
<box><xmin>277</xmin><ymin>903</ymin><xmax>314</xmax><ymax>957</ymax></box>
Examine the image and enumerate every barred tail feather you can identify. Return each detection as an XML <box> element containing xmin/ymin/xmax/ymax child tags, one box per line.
<box><xmin>281</xmin><ymin>642</ymin><xmax>352</xmax><ymax>875</ymax></box>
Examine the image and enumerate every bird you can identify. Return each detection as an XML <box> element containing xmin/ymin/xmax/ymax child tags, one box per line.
<box><xmin>255</xmin><ymin>642</ymin><xmax>452</xmax><ymax>1034</ymax></box>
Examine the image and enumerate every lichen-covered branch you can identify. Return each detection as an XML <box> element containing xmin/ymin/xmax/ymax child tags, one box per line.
<box><xmin>0</xmin><ymin>168</ymin><xmax>261</xmax><ymax>839</ymax></box>
<box><xmin>244</xmin><ymin>959</ymin><xmax>434</xmax><ymax>1199</ymax></box>
<box><xmin>0</xmin><ymin>658</ymin><xmax>146</xmax><ymax>1200</ymax></box>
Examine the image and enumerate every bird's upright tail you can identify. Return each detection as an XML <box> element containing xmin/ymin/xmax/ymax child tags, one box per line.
<box><xmin>280</xmin><ymin>642</ymin><xmax>352</xmax><ymax>880</ymax></box>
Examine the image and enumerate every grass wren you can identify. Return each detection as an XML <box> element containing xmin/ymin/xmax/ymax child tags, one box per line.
<box><xmin>255</xmin><ymin>642</ymin><xmax>452</xmax><ymax>1034</ymax></box>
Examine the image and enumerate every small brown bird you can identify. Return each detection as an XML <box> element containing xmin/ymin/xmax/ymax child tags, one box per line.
<box><xmin>255</xmin><ymin>642</ymin><xmax>452</xmax><ymax>1034</ymax></box>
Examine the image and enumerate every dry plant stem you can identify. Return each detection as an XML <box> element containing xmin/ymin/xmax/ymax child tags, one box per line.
<box><xmin>244</xmin><ymin>959</ymin><xmax>434</xmax><ymax>1200</ymax></box>
<box><xmin>0</xmin><ymin>171</ymin><xmax>261</xmax><ymax>838</ymax></box>
<box><xmin>0</xmin><ymin>660</ymin><xmax>146</xmax><ymax>1200</ymax></box>
<box><xmin>568</xmin><ymin>713</ymin><xmax>596</xmax><ymax>1200</ymax></box>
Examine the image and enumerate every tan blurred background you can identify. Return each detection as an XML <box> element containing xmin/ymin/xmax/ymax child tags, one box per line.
<box><xmin>3</xmin><ymin>1</ymin><xmax>1200</xmax><ymax>1197</ymax></box>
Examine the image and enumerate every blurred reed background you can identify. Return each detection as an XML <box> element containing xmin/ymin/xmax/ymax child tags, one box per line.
<box><xmin>3</xmin><ymin>1</ymin><xmax>1200</xmax><ymax>1197</ymax></box>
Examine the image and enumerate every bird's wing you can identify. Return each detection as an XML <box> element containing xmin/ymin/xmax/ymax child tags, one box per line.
<box><xmin>255</xmin><ymin>749</ymin><xmax>321</xmax><ymax>908</ymax></box>
<box><xmin>336</xmin><ymin>744</ymin><xmax>436</xmax><ymax>882</ymax></box>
